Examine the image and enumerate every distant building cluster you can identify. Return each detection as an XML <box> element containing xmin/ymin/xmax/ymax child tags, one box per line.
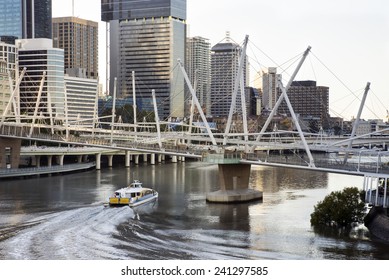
<box><xmin>0</xmin><ymin>0</ymin><xmax>382</xmax><ymax>134</ymax></box>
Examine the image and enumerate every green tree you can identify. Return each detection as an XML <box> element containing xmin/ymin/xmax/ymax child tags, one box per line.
<box><xmin>310</xmin><ymin>187</ymin><xmax>366</xmax><ymax>228</ymax></box>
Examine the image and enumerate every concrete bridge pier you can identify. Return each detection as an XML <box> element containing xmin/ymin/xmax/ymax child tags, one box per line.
<box><xmin>205</xmin><ymin>154</ymin><xmax>262</xmax><ymax>203</ymax></box>
<box><xmin>57</xmin><ymin>155</ymin><xmax>64</xmax><ymax>166</ymax></box>
<box><xmin>107</xmin><ymin>155</ymin><xmax>113</xmax><ymax>167</ymax></box>
<box><xmin>96</xmin><ymin>153</ymin><xmax>101</xmax><ymax>170</ymax></box>
<box><xmin>125</xmin><ymin>151</ymin><xmax>131</xmax><ymax>168</ymax></box>
<box><xmin>150</xmin><ymin>154</ymin><xmax>155</xmax><ymax>165</ymax></box>
<box><xmin>134</xmin><ymin>155</ymin><xmax>139</xmax><ymax>165</ymax></box>
<box><xmin>35</xmin><ymin>155</ymin><xmax>41</xmax><ymax>167</ymax></box>
<box><xmin>47</xmin><ymin>155</ymin><xmax>53</xmax><ymax>167</ymax></box>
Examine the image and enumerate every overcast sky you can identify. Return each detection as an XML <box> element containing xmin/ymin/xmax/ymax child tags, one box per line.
<box><xmin>52</xmin><ymin>0</ymin><xmax>389</xmax><ymax>121</ymax></box>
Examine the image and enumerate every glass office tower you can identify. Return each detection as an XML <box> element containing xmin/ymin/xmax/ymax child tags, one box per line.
<box><xmin>17</xmin><ymin>39</ymin><xmax>64</xmax><ymax>119</ymax></box>
<box><xmin>25</xmin><ymin>0</ymin><xmax>52</xmax><ymax>39</ymax></box>
<box><xmin>0</xmin><ymin>0</ymin><xmax>23</xmax><ymax>39</ymax></box>
<box><xmin>0</xmin><ymin>0</ymin><xmax>52</xmax><ymax>40</ymax></box>
<box><xmin>102</xmin><ymin>0</ymin><xmax>187</xmax><ymax>119</ymax></box>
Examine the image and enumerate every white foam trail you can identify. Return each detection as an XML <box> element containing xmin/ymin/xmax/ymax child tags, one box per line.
<box><xmin>1</xmin><ymin>206</ymin><xmax>134</xmax><ymax>260</ymax></box>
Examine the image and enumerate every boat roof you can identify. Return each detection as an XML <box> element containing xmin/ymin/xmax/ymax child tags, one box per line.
<box><xmin>130</xmin><ymin>180</ymin><xmax>142</xmax><ymax>188</ymax></box>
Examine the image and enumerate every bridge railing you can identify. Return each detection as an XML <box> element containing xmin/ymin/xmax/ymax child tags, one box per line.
<box><xmin>0</xmin><ymin>124</ymin><xmax>205</xmax><ymax>157</ymax></box>
<box><xmin>245</xmin><ymin>152</ymin><xmax>389</xmax><ymax>174</ymax></box>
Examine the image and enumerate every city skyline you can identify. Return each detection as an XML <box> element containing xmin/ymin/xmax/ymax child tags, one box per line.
<box><xmin>51</xmin><ymin>0</ymin><xmax>388</xmax><ymax>121</ymax></box>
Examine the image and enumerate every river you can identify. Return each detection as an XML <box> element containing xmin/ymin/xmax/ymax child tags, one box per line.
<box><xmin>1</xmin><ymin>161</ymin><xmax>388</xmax><ymax>260</ymax></box>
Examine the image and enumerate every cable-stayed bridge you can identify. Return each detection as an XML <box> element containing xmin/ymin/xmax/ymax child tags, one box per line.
<box><xmin>1</xmin><ymin>38</ymin><xmax>388</xmax><ymax>204</ymax></box>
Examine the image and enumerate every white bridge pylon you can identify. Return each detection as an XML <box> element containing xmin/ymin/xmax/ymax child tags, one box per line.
<box><xmin>0</xmin><ymin>37</ymin><xmax>386</xmax><ymax>174</ymax></box>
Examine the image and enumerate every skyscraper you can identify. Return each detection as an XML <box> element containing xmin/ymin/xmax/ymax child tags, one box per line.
<box><xmin>101</xmin><ymin>0</ymin><xmax>187</xmax><ymax>119</ymax></box>
<box><xmin>52</xmin><ymin>17</ymin><xmax>99</xmax><ymax>79</ymax></box>
<box><xmin>0</xmin><ymin>0</ymin><xmax>23</xmax><ymax>39</ymax></box>
<box><xmin>0</xmin><ymin>0</ymin><xmax>52</xmax><ymax>41</ymax></box>
<box><xmin>17</xmin><ymin>39</ymin><xmax>64</xmax><ymax>119</ymax></box>
<box><xmin>210</xmin><ymin>36</ymin><xmax>248</xmax><ymax>117</ymax></box>
<box><xmin>186</xmin><ymin>36</ymin><xmax>211</xmax><ymax>116</ymax></box>
<box><xmin>279</xmin><ymin>80</ymin><xmax>330</xmax><ymax>126</ymax></box>
<box><xmin>262</xmin><ymin>67</ymin><xmax>281</xmax><ymax>110</ymax></box>
<box><xmin>0</xmin><ymin>41</ymin><xmax>18</xmax><ymax>116</ymax></box>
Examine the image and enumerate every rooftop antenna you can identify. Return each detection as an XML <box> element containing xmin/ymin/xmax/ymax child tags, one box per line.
<box><xmin>226</xmin><ymin>31</ymin><xmax>231</xmax><ymax>42</ymax></box>
<box><xmin>72</xmin><ymin>0</ymin><xmax>74</xmax><ymax>17</ymax></box>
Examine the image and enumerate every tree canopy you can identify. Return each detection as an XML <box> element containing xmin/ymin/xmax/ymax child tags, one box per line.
<box><xmin>310</xmin><ymin>187</ymin><xmax>366</xmax><ymax>228</ymax></box>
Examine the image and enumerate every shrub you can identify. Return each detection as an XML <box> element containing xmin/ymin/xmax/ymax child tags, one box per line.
<box><xmin>310</xmin><ymin>187</ymin><xmax>366</xmax><ymax>228</ymax></box>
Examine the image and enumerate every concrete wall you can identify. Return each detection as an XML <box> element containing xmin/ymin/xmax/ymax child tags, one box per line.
<box><xmin>218</xmin><ymin>164</ymin><xmax>251</xmax><ymax>191</ymax></box>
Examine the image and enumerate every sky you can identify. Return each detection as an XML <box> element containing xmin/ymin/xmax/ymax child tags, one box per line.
<box><xmin>52</xmin><ymin>0</ymin><xmax>389</xmax><ymax>121</ymax></box>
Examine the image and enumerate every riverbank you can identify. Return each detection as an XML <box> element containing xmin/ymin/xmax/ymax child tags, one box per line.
<box><xmin>364</xmin><ymin>206</ymin><xmax>389</xmax><ymax>242</ymax></box>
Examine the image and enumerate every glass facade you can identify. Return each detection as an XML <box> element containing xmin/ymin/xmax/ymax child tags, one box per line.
<box><xmin>104</xmin><ymin>0</ymin><xmax>187</xmax><ymax>119</ymax></box>
<box><xmin>0</xmin><ymin>0</ymin><xmax>52</xmax><ymax>40</ymax></box>
<box><xmin>101</xmin><ymin>0</ymin><xmax>186</xmax><ymax>22</ymax></box>
<box><xmin>0</xmin><ymin>0</ymin><xmax>23</xmax><ymax>39</ymax></box>
<box><xmin>114</xmin><ymin>17</ymin><xmax>185</xmax><ymax>118</ymax></box>
<box><xmin>17</xmin><ymin>39</ymin><xmax>64</xmax><ymax>119</ymax></box>
<box><xmin>25</xmin><ymin>0</ymin><xmax>52</xmax><ymax>39</ymax></box>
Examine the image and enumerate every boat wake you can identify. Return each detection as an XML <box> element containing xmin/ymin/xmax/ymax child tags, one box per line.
<box><xmin>0</xmin><ymin>206</ymin><xmax>135</xmax><ymax>260</ymax></box>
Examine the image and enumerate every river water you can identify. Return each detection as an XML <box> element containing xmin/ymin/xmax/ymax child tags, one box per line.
<box><xmin>0</xmin><ymin>161</ymin><xmax>389</xmax><ymax>260</ymax></box>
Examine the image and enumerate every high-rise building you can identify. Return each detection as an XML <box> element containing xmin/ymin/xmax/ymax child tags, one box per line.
<box><xmin>0</xmin><ymin>60</ymin><xmax>10</xmax><ymax>116</ymax></box>
<box><xmin>186</xmin><ymin>36</ymin><xmax>211</xmax><ymax>116</ymax></box>
<box><xmin>0</xmin><ymin>0</ymin><xmax>52</xmax><ymax>41</ymax></box>
<box><xmin>0</xmin><ymin>0</ymin><xmax>23</xmax><ymax>39</ymax></box>
<box><xmin>210</xmin><ymin>37</ymin><xmax>248</xmax><ymax>117</ymax></box>
<box><xmin>262</xmin><ymin>67</ymin><xmax>281</xmax><ymax>110</ymax></box>
<box><xmin>52</xmin><ymin>17</ymin><xmax>99</xmax><ymax>80</ymax></box>
<box><xmin>279</xmin><ymin>80</ymin><xmax>329</xmax><ymax>126</ymax></box>
<box><xmin>17</xmin><ymin>38</ymin><xmax>64</xmax><ymax>119</ymax></box>
<box><xmin>64</xmin><ymin>75</ymin><xmax>99</xmax><ymax>127</ymax></box>
<box><xmin>101</xmin><ymin>0</ymin><xmax>187</xmax><ymax>119</ymax></box>
<box><xmin>0</xmin><ymin>41</ymin><xmax>18</xmax><ymax>116</ymax></box>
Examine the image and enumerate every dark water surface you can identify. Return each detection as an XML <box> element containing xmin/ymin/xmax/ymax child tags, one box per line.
<box><xmin>1</xmin><ymin>161</ymin><xmax>389</xmax><ymax>260</ymax></box>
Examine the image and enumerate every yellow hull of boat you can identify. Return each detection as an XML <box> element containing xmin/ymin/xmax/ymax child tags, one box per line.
<box><xmin>109</xmin><ymin>197</ymin><xmax>130</xmax><ymax>206</ymax></box>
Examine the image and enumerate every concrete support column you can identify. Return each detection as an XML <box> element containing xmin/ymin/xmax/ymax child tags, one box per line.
<box><xmin>158</xmin><ymin>154</ymin><xmax>162</xmax><ymax>163</ymax></box>
<box><xmin>36</xmin><ymin>155</ymin><xmax>41</xmax><ymax>168</ymax></box>
<box><xmin>107</xmin><ymin>155</ymin><xmax>113</xmax><ymax>167</ymax></box>
<box><xmin>96</xmin><ymin>153</ymin><xmax>101</xmax><ymax>170</ymax></box>
<box><xmin>47</xmin><ymin>155</ymin><xmax>53</xmax><ymax>167</ymax></box>
<box><xmin>143</xmin><ymin>154</ymin><xmax>148</xmax><ymax>163</ymax></box>
<box><xmin>150</xmin><ymin>153</ymin><xmax>155</xmax><ymax>165</ymax></box>
<box><xmin>181</xmin><ymin>156</ymin><xmax>186</xmax><ymax>162</ymax></box>
<box><xmin>171</xmin><ymin>156</ymin><xmax>178</xmax><ymax>163</ymax></box>
<box><xmin>77</xmin><ymin>155</ymin><xmax>83</xmax><ymax>163</ymax></box>
<box><xmin>206</xmin><ymin>163</ymin><xmax>262</xmax><ymax>203</ymax></box>
<box><xmin>58</xmin><ymin>155</ymin><xmax>65</xmax><ymax>166</ymax></box>
<box><xmin>125</xmin><ymin>151</ymin><xmax>131</xmax><ymax>168</ymax></box>
<box><xmin>134</xmin><ymin>155</ymin><xmax>139</xmax><ymax>165</ymax></box>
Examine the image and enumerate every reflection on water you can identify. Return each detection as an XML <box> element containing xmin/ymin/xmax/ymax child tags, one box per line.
<box><xmin>1</xmin><ymin>161</ymin><xmax>389</xmax><ymax>259</ymax></box>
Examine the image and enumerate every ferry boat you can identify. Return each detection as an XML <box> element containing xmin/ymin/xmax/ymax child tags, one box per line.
<box><xmin>108</xmin><ymin>180</ymin><xmax>158</xmax><ymax>207</ymax></box>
